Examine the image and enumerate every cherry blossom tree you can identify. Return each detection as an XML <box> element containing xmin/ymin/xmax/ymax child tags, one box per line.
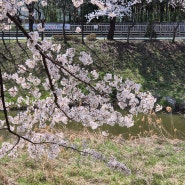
<box><xmin>85</xmin><ymin>0</ymin><xmax>185</xmax><ymax>40</ymax></box>
<box><xmin>86</xmin><ymin>0</ymin><xmax>136</xmax><ymax>40</ymax></box>
<box><xmin>0</xmin><ymin>0</ymin><xmax>158</xmax><ymax>165</ymax></box>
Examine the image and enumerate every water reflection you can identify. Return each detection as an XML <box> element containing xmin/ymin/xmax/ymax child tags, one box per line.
<box><xmin>0</xmin><ymin>111</ymin><xmax>185</xmax><ymax>141</ymax></box>
<box><xmin>64</xmin><ymin>113</ymin><xmax>185</xmax><ymax>140</ymax></box>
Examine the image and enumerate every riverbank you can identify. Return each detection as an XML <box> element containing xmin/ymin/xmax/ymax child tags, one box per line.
<box><xmin>1</xmin><ymin>39</ymin><xmax>184</xmax><ymax>110</ymax></box>
<box><xmin>66</xmin><ymin>39</ymin><xmax>185</xmax><ymax>111</ymax></box>
<box><xmin>0</xmin><ymin>130</ymin><xmax>185</xmax><ymax>185</ymax></box>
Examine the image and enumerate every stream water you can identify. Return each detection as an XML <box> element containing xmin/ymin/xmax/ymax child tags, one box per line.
<box><xmin>0</xmin><ymin>111</ymin><xmax>185</xmax><ymax>140</ymax></box>
<box><xmin>64</xmin><ymin>113</ymin><xmax>185</xmax><ymax>139</ymax></box>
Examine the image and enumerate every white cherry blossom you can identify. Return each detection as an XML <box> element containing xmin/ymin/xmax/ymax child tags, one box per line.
<box><xmin>75</xmin><ymin>26</ymin><xmax>82</xmax><ymax>33</ymax></box>
<box><xmin>0</xmin><ymin>0</ymin><xmax>158</xmax><ymax>160</ymax></box>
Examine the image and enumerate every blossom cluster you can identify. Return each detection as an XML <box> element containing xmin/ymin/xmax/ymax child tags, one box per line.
<box><xmin>72</xmin><ymin>0</ymin><xmax>83</xmax><ymax>8</ymax></box>
<box><xmin>0</xmin><ymin>34</ymin><xmax>156</xmax><ymax>159</ymax></box>
<box><xmin>0</xmin><ymin>0</ymin><xmax>47</xmax><ymax>30</ymax></box>
<box><xmin>0</xmin><ymin>0</ymin><xmax>159</xmax><ymax>160</ymax></box>
<box><xmin>86</xmin><ymin>0</ymin><xmax>136</xmax><ymax>22</ymax></box>
<box><xmin>85</xmin><ymin>0</ymin><xmax>185</xmax><ymax>22</ymax></box>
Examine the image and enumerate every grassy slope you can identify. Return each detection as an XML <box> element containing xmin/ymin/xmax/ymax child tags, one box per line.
<box><xmin>1</xmin><ymin>40</ymin><xmax>185</xmax><ymax>100</ymax></box>
<box><xmin>0</xmin><ymin>131</ymin><xmax>185</xmax><ymax>185</ymax></box>
<box><xmin>79</xmin><ymin>40</ymin><xmax>185</xmax><ymax>101</ymax></box>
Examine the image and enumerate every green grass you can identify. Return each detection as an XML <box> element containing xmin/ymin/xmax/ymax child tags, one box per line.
<box><xmin>0</xmin><ymin>132</ymin><xmax>185</xmax><ymax>185</ymax></box>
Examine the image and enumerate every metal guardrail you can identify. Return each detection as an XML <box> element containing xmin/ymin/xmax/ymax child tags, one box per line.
<box><xmin>70</xmin><ymin>23</ymin><xmax>185</xmax><ymax>37</ymax></box>
<box><xmin>1</xmin><ymin>23</ymin><xmax>185</xmax><ymax>38</ymax></box>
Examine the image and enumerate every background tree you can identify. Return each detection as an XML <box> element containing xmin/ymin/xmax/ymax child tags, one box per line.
<box><xmin>73</xmin><ymin>0</ymin><xmax>99</xmax><ymax>44</ymax></box>
<box><xmin>26</xmin><ymin>2</ymin><xmax>35</xmax><ymax>31</ymax></box>
<box><xmin>87</xmin><ymin>0</ymin><xmax>134</xmax><ymax>40</ymax></box>
<box><xmin>171</xmin><ymin>1</ymin><xmax>185</xmax><ymax>42</ymax></box>
<box><xmin>55</xmin><ymin>0</ymin><xmax>73</xmax><ymax>43</ymax></box>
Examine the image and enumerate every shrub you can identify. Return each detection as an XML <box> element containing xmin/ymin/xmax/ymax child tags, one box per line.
<box><xmin>67</xmin><ymin>35</ymin><xmax>80</xmax><ymax>42</ymax></box>
<box><xmin>86</xmin><ymin>33</ymin><xmax>97</xmax><ymax>41</ymax></box>
<box><xmin>53</xmin><ymin>34</ymin><xmax>80</xmax><ymax>42</ymax></box>
<box><xmin>144</xmin><ymin>21</ymin><xmax>157</xmax><ymax>40</ymax></box>
<box><xmin>53</xmin><ymin>35</ymin><xmax>63</xmax><ymax>41</ymax></box>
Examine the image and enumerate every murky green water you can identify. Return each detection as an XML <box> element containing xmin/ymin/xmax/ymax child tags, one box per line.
<box><xmin>65</xmin><ymin>113</ymin><xmax>185</xmax><ymax>139</ymax></box>
<box><xmin>0</xmin><ymin>111</ymin><xmax>185</xmax><ymax>140</ymax></box>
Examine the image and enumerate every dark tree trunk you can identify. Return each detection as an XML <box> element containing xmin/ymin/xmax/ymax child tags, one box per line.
<box><xmin>41</xmin><ymin>19</ymin><xmax>45</xmax><ymax>41</ymax></box>
<box><xmin>63</xmin><ymin>11</ymin><xmax>67</xmax><ymax>44</ymax></box>
<box><xmin>107</xmin><ymin>17</ymin><xmax>116</xmax><ymax>40</ymax></box>
<box><xmin>127</xmin><ymin>23</ymin><xmax>135</xmax><ymax>44</ymax></box>
<box><xmin>69</xmin><ymin>13</ymin><xmax>71</xmax><ymax>23</ymax></box>
<box><xmin>26</xmin><ymin>2</ymin><xmax>35</xmax><ymax>32</ymax></box>
<box><xmin>81</xmin><ymin>19</ymin><xmax>85</xmax><ymax>44</ymax></box>
<box><xmin>172</xmin><ymin>22</ymin><xmax>179</xmax><ymax>43</ymax></box>
<box><xmin>81</xmin><ymin>5</ymin><xmax>85</xmax><ymax>44</ymax></box>
<box><xmin>160</xmin><ymin>2</ymin><xmax>165</xmax><ymax>22</ymax></box>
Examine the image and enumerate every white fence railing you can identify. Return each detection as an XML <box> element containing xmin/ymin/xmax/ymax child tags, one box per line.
<box><xmin>2</xmin><ymin>22</ymin><xmax>185</xmax><ymax>38</ymax></box>
<box><xmin>69</xmin><ymin>23</ymin><xmax>185</xmax><ymax>37</ymax></box>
